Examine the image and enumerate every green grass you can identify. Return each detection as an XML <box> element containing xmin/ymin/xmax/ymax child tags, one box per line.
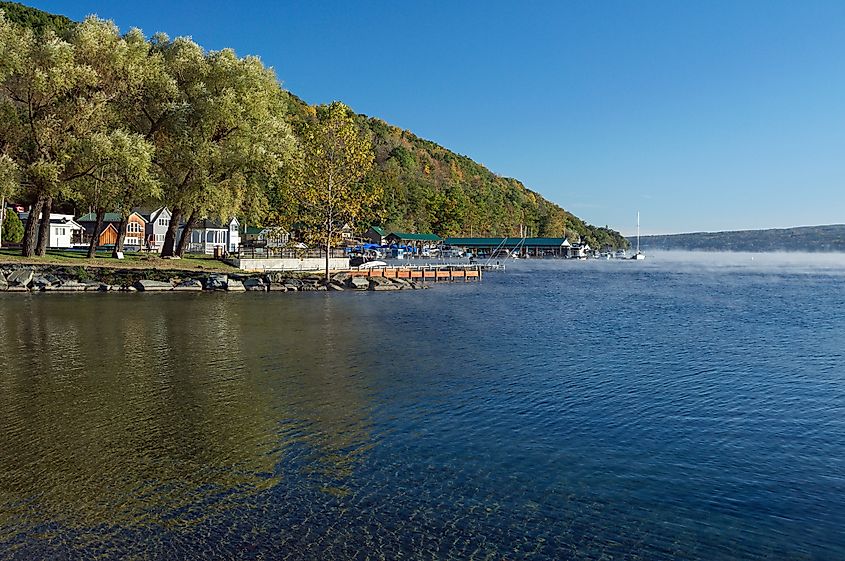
<box><xmin>0</xmin><ymin>248</ymin><xmax>237</xmax><ymax>272</ymax></box>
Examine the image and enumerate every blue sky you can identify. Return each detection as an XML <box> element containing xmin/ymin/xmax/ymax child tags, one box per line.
<box><xmin>21</xmin><ymin>0</ymin><xmax>845</xmax><ymax>234</ymax></box>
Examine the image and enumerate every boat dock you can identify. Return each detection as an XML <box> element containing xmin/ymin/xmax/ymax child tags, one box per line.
<box><xmin>344</xmin><ymin>263</ymin><xmax>486</xmax><ymax>282</ymax></box>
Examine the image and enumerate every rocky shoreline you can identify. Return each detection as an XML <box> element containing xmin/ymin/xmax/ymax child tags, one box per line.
<box><xmin>0</xmin><ymin>265</ymin><xmax>428</xmax><ymax>293</ymax></box>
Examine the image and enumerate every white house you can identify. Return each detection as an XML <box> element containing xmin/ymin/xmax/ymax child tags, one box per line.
<box><xmin>182</xmin><ymin>217</ymin><xmax>240</xmax><ymax>254</ymax></box>
<box><xmin>19</xmin><ymin>212</ymin><xmax>85</xmax><ymax>248</ymax></box>
<box><xmin>141</xmin><ymin>207</ymin><xmax>172</xmax><ymax>250</ymax></box>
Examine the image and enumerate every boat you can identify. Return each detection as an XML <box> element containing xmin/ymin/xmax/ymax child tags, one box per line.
<box><xmin>631</xmin><ymin>212</ymin><xmax>646</xmax><ymax>260</ymax></box>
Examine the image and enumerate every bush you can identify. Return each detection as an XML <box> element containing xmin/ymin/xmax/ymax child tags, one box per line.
<box><xmin>2</xmin><ymin>210</ymin><xmax>24</xmax><ymax>243</ymax></box>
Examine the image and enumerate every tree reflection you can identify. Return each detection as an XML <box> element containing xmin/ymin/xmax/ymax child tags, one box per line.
<box><xmin>0</xmin><ymin>294</ymin><xmax>374</xmax><ymax>543</ymax></box>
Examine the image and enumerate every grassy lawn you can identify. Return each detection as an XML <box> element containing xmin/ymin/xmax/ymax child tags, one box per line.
<box><xmin>0</xmin><ymin>248</ymin><xmax>237</xmax><ymax>272</ymax></box>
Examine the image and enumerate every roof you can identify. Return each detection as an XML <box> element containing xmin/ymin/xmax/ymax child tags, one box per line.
<box><xmin>19</xmin><ymin>213</ymin><xmax>84</xmax><ymax>229</ymax></box>
<box><xmin>387</xmin><ymin>232</ymin><xmax>442</xmax><ymax>241</ymax></box>
<box><xmin>445</xmin><ymin>237</ymin><xmax>570</xmax><ymax>247</ymax></box>
<box><xmin>369</xmin><ymin>226</ymin><xmax>386</xmax><ymax>236</ymax></box>
<box><xmin>137</xmin><ymin>206</ymin><xmax>170</xmax><ymax>222</ymax></box>
<box><xmin>77</xmin><ymin>212</ymin><xmax>147</xmax><ymax>223</ymax></box>
<box><xmin>243</xmin><ymin>226</ymin><xmax>263</xmax><ymax>235</ymax></box>
<box><xmin>77</xmin><ymin>212</ymin><xmax>120</xmax><ymax>223</ymax></box>
<box><xmin>193</xmin><ymin>217</ymin><xmax>237</xmax><ymax>230</ymax></box>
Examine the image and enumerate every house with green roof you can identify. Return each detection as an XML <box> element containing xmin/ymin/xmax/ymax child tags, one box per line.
<box><xmin>364</xmin><ymin>226</ymin><xmax>387</xmax><ymax>245</ymax></box>
<box><xmin>77</xmin><ymin>211</ymin><xmax>148</xmax><ymax>248</ymax></box>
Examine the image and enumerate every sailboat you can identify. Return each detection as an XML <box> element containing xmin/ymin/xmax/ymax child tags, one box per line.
<box><xmin>631</xmin><ymin>212</ymin><xmax>646</xmax><ymax>260</ymax></box>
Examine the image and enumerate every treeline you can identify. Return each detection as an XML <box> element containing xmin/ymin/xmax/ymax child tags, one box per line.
<box><xmin>639</xmin><ymin>224</ymin><xmax>845</xmax><ymax>252</ymax></box>
<box><xmin>0</xmin><ymin>2</ymin><xmax>628</xmax><ymax>256</ymax></box>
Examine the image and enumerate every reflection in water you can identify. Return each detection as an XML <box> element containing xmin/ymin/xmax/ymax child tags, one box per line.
<box><xmin>0</xmin><ymin>294</ymin><xmax>373</xmax><ymax>556</ymax></box>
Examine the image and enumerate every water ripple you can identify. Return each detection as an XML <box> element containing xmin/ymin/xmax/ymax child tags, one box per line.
<box><xmin>0</xmin><ymin>256</ymin><xmax>844</xmax><ymax>559</ymax></box>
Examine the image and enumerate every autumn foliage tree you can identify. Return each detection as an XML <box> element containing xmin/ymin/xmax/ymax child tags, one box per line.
<box><xmin>292</xmin><ymin>102</ymin><xmax>376</xmax><ymax>279</ymax></box>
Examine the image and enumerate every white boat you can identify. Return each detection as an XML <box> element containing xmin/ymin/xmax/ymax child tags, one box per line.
<box><xmin>358</xmin><ymin>260</ymin><xmax>388</xmax><ymax>269</ymax></box>
<box><xmin>630</xmin><ymin>212</ymin><xmax>646</xmax><ymax>260</ymax></box>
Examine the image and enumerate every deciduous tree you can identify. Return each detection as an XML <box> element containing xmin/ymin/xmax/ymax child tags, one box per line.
<box><xmin>292</xmin><ymin>102</ymin><xmax>376</xmax><ymax>280</ymax></box>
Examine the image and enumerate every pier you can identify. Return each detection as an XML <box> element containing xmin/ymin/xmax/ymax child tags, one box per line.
<box><xmin>344</xmin><ymin>263</ymin><xmax>484</xmax><ymax>282</ymax></box>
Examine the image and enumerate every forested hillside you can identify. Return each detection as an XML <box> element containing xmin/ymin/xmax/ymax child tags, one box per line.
<box><xmin>1</xmin><ymin>1</ymin><xmax>628</xmax><ymax>250</ymax></box>
<box><xmin>638</xmin><ymin>225</ymin><xmax>845</xmax><ymax>252</ymax></box>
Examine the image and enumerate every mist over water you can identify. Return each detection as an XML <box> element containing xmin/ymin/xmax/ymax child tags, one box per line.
<box><xmin>1</xmin><ymin>252</ymin><xmax>843</xmax><ymax>560</ymax></box>
<box><xmin>641</xmin><ymin>250</ymin><xmax>845</xmax><ymax>274</ymax></box>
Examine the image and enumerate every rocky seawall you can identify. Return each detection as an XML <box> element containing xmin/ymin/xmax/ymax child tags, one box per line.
<box><xmin>0</xmin><ymin>265</ymin><xmax>428</xmax><ymax>293</ymax></box>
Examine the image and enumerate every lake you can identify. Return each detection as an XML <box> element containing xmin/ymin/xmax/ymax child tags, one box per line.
<box><xmin>1</xmin><ymin>252</ymin><xmax>844</xmax><ymax>560</ymax></box>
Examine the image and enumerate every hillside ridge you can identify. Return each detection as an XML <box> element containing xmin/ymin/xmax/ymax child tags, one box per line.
<box><xmin>0</xmin><ymin>1</ymin><xmax>628</xmax><ymax>249</ymax></box>
<box><xmin>637</xmin><ymin>224</ymin><xmax>845</xmax><ymax>252</ymax></box>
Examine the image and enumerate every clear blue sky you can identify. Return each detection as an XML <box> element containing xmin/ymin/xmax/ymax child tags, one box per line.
<box><xmin>22</xmin><ymin>0</ymin><xmax>845</xmax><ymax>234</ymax></box>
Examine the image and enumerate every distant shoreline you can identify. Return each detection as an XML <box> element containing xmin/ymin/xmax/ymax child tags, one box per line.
<box><xmin>633</xmin><ymin>224</ymin><xmax>845</xmax><ymax>253</ymax></box>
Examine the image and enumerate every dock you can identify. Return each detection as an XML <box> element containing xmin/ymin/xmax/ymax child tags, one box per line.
<box><xmin>343</xmin><ymin>263</ymin><xmax>486</xmax><ymax>282</ymax></box>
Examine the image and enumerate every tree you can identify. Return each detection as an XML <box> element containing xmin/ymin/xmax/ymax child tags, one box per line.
<box><xmin>134</xmin><ymin>37</ymin><xmax>296</xmax><ymax>257</ymax></box>
<box><xmin>0</xmin><ymin>15</ymin><xmax>100</xmax><ymax>255</ymax></box>
<box><xmin>293</xmin><ymin>102</ymin><xmax>376</xmax><ymax>280</ymax></box>
<box><xmin>0</xmin><ymin>154</ymin><xmax>19</xmax><ymax>247</ymax></box>
<box><xmin>60</xmin><ymin>20</ymin><xmax>162</xmax><ymax>258</ymax></box>
<box><xmin>2</xmin><ymin>206</ymin><xmax>24</xmax><ymax>243</ymax></box>
<box><xmin>0</xmin><ymin>15</ymin><xmax>158</xmax><ymax>257</ymax></box>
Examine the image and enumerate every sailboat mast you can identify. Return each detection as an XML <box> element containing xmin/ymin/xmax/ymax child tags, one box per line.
<box><xmin>636</xmin><ymin>211</ymin><xmax>640</xmax><ymax>254</ymax></box>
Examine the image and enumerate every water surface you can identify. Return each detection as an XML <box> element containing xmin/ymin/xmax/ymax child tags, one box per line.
<box><xmin>1</xmin><ymin>253</ymin><xmax>844</xmax><ymax>559</ymax></box>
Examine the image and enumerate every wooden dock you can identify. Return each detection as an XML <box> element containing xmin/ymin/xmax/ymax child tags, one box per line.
<box><xmin>343</xmin><ymin>264</ymin><xmax>484</xmax><ymax>282</ymax></box>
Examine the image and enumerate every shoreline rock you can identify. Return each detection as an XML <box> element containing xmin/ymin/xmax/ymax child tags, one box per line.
<box><xmin>0</xmin><ymin>264</ymin><xmax>435</xmax><ymax>294</ymax></box>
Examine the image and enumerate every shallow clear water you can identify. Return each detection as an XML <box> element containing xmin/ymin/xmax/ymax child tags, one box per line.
<box><xmin>1</xmin><ymin>252</ymin><xmax>844</xmax><ymax>560</ymax></box>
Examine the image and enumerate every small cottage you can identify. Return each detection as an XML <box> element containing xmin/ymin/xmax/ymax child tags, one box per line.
<box><xmin>182</xmin><ymin>217</ymin><xmax>240</xmax><ymax>254</ymax></box>
<box><xmin>18</xmin><ymin>213</ymin><xmax>85</xmax><ymax>248</ymax></box>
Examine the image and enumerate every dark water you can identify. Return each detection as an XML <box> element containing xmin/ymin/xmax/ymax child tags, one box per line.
<box><xmin>1</xmin><ymin>252</ymin><xmax>844</xmax><ymax>560</ymax></box>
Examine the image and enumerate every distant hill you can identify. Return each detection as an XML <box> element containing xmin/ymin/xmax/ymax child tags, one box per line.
<box><xmin>636</xmin><ymin>225</ymin><xmax>845</xmax><ymax>252</ymax></box>
<box><xmin>1</xmin><ymin>1</ymin><xmax>629</xmax><ymax>249</ymax></box>
<box><xmin>0</xmin><ymin>1</ymin><xmax>72</xmax><ymax>34</ymax></box>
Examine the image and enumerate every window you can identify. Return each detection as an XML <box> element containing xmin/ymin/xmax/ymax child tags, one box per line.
<box><xmin>159</xmin><ymin>218</ymin><xmax>167</xmax><ymax>226</ymax></box>
<box><xmin>128</xmin><ymin>222</ymin><xmax>141</xmax><ymax>234</ymax></box>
